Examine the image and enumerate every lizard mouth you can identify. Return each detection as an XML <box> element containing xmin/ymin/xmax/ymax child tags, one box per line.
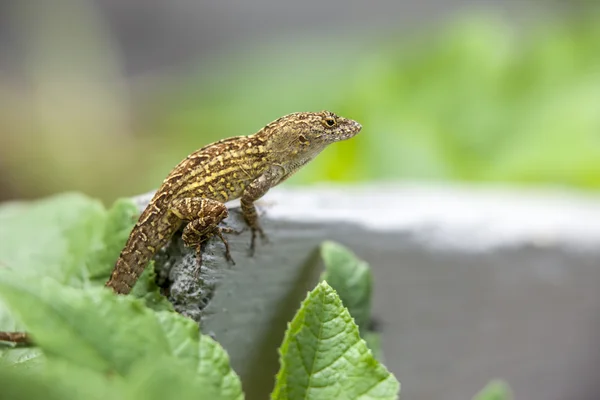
<box><xmin>339</xmin><ymin>120</ymin><xmax>362</xmax><ymax>141</ymax></box>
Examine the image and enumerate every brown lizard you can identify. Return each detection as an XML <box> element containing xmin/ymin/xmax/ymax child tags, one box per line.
<box><xmin>105</xmin><ymin>110</ymin><xmax>362</xmax><ymax>295</ymax></box>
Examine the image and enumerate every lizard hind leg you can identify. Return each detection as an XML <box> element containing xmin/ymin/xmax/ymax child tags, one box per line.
<box><xmin>170</xmin><ymin>198</ymin><xmax>235</xmax><ymax>268</ymax></box>
<box><xmin>181</xmin><ymin>220</ymin><xmax>236</xmax><ymax>269</ymax></box>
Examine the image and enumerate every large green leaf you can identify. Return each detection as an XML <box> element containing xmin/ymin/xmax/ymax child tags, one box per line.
<box><xmin>0</xmin><ymin>270</ymin><xmax>243</xmax><ymax>400</ymax></box>
<box><xmin>0</xmin><ymin>271</ymin><xmax>168</xmax><ymax>374</ymax></box>
<box><xmin>86</xmin><ymin>198</ymin><xmax>172</xmax><ymax>311</ymax></box>
<box><xmin>125</xmin><ymin>354</ymin><xmax>243</xmax><ymax>400</ymax></box>
<box><xmin>153</xmin><ymin>312</ymin><xmax>243</xmax><ymax>399</ymax></box>
<box><xmin>320</xmin><ymin>241</ymin><xmax>372</xmax><ymax>332</ymax></box>
<box><xmin>0</xmin><ymin>193</ymin><xmax>110</xmax><ymax>364</ymax></box>
<box><xmin>0</xmin><ymin>193</ymin><xmax>141</xmax><ymax>287</ymax></box>
<box><xmin>130</xmin><ymin>261</ymin><xmax>174</xmax><ymax>312</ymax></box>
<box><xmin>0</xmin><ymin>193</ymin><xmax>106</xmax><ymax>285</ymax></box>
<box><xmin>0</xmin><ymin>194</ymin><xmax>171</xmax><ymax>311</ymax></box>
<box><xmin>0</xmin><ymin>359</ymin><xmax>124</xmax><ymax>400</ymax></box>
<box><xmin>319</xmin><ymin>241</ymin><xmax>382</xmax><ymax>360</ymax></box>
<box><xmin>0</xmin><ymin>354</ymin><xmax>244</xmax><ymax>400</ymax></box>
<box><xmin>272</xmin><ymin>281</ymin><xmax>399</xmax><ymax>400</ymax></box>
<box><xmin>85</xmin><ymin>197</ymin><xmax>139</xmax><ymax>283</ymax></box>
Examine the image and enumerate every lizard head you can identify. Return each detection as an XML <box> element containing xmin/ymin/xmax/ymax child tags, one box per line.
<box><xmin>259</xmin><ymin>110</ymin><xmax>362</xmax><ymax>178</ymax></box>
<box><xmin>265</xmin><ymin>110</ymin><xmax>362</xmax><ymax>149</ymax></box>
<box><xmin>300</xmin><ymin>110</ymin><xmax>362</xmax><ymax>144</ymax></box>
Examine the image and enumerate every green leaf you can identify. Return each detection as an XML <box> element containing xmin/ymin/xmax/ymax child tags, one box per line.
<box><xmin>0</xmin><ymin>271</ymin><xmax>167</xmax><ymax>374</ymax></box>
<box><xmin>130</xmin><ymin>261</ymin><xmax>174</xmax><ymax>312</ymax></box>
<box><xmin>125</xmin><ymin>356</ymin><xmax>215</xmax><ymax>400</ymax></box>
<box><xmin>126</xmin><ymin>353</ymin><xmax>243</xmax><ymax>400</ymax></box>
<box><xmin>473</xmin><ymin>380</ymin><xmax>513</xmax><ymax>400</ymax></box>
<box><xmin>88</xmin><ymin>198</ymin><xmax>172</xmax><ymax>310</ymax></box>
<box><xmin>0</xmin><ymin>300</ymin><xmax>43</xmax><ymax>366</ymax></box>
<box><xmin>153</xmin><ymin>312</ymin><xmax>244</xmax><ymax>399</ymax></box>
<box><xmin>0</xmin><ymin>359</ymin><xmax>124</xmax><ymax>400</ymax></box>
<box><xmin>362</xmin><ymin>332</ymin><xmax>383</xmax><ymax>362</ymax></box>
<box><xmin>0</xmin><ymin>301</ymin><xmax>23</xmax><ymax>336</ymax></box>
<box><xmin>85</xmin><ymin>198</ymin><xmax>139</xmax><ymax>283</ymax></box>
<box><xmin>0</xmin><ymin>193</ymin><xmax>105</xmax><ymax>285</ymax></box>
<box><xmin>0</xmin><ymin>366</ymin><xmax>68</xmax><ymax>400</ymax></box>
<box><xmin>320</xmin><ymin>241</ymin><xmax>372</xmax><ymax>332</ymax></box>
<box><xmin>90</xmin><ymin>199</ymin><xmax>172</xmax><ymax>310</ymax></box>
<box><xmin>0</xmin><ymin>344</ymin><xmax>43</xmax><ymax>370</ymax></box>
<box><xmin>0</xmin><ymin>194</ymin><xmax>171</xmax><ymax>311</ymax></box>
<box><xmin>1</xmin><ymin>353</ymin><xmax>231</xmax><ymax>400</ymax></box>
<box><xmin>0</xmin><ymin>194</ymin><xmax>170</xmax><ymax>362</ymax></box>
<box><xmin>1</xmin><ymin>352</ymin><xmax>242</xmax><ymax>400</ymax></box>
<box><xmin>0</xmin><ymin>270</ymin><xmax>243</xmax><ymax>399</ymax></box>
<box><xmin>272</xmin><ymin>281</ymin><xmax>399</xmax><ymax>400</ymax></box>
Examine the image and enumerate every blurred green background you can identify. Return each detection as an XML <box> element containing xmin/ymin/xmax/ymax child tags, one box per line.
<box><xmin>1</xmin><ymin>1</ymin><xmax>599</xmax><ymax>204</ymax></box>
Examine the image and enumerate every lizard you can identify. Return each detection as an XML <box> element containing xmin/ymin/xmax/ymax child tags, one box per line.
<box><xmin>104</xmin><ymin>110</ymin><xmax>362</xmax><ymax>295</ymax></box>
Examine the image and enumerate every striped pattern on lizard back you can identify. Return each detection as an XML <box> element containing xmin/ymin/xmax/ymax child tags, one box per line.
<box><xmin>105</xmin><ymin>135</ymin><xmax>269</xmax><ymax>294</ymax></box>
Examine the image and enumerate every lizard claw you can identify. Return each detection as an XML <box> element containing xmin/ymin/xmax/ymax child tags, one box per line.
<box><xmin>215</xmin><ymin>227</ymin><xmax>236</xmax><ymax>265</ymax></box>
<box><xmin>193</xmin><ymin>246</ymin><xmax>203</xmax><ymax>279</ymax></box>
<box><xmin>248</xmin><ymin>226</ymin><xmax>268</xmax><ymax>256</ymax></box>
<box><xmin>220</xmin><ymin>226</ymin><xmax>245</xmax><ymax>235</ymax></box>
<box><xmin>261</xmin><ymin>230</ymin><xmax>269</xmax><ymax>244</ymax></box>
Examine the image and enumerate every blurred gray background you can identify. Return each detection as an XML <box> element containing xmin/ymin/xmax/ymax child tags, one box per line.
<box><xmin>0</xmin><ymin>0</ymin><xmax>579</xmax><ymax>80</ymax></box>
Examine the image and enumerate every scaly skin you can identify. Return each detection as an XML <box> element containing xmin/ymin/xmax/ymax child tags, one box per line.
<box><xmin>105</xmin><ymin>110</ymin><xmax>362</xmax><ymax>294</ymax></box>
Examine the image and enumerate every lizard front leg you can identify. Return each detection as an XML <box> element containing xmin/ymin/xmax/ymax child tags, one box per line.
<box><xmin>170</xmin><ymin>198</ymin><xmax>236</xmax><ymax>267</ymax></box>
<box><xmin>241</xmin><ymin>165</ymin><xmax>285</xmax><ymax>255</ymax></box>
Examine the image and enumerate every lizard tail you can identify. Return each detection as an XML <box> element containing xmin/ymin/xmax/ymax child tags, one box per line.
<box><xmin>105</xmin><ymin>255</ymin><xmax>144</xmax><ymax>295</ymax></box>
<box><xmin>105</xmin><ymin>226</ymin><xmax>157</xmax><ymax>295</ymax></box>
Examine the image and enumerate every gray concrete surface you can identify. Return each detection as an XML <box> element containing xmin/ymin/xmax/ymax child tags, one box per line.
<box><xmin>134</xmin><ymin>184</ymin><xmax>600</xmax><ymax>400</ymax></box>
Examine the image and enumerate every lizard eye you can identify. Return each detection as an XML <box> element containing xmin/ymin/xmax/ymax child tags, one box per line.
<box><xmin>324</xmin><ymin>117</ymin><xmax>336</xmax><ymax>127</ymax></box>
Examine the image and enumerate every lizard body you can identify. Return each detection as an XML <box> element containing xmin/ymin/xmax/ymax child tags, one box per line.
<box><xmin>105</xmin><ymin>110</ymin><xmax>361</xmax><ymax>294</ymax></box>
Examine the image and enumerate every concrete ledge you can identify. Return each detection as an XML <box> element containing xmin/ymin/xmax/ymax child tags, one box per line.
<box><xmin>133</xmin><ymin>184</ymin><xmax>600</xmax><ymax>400</ymax></box>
